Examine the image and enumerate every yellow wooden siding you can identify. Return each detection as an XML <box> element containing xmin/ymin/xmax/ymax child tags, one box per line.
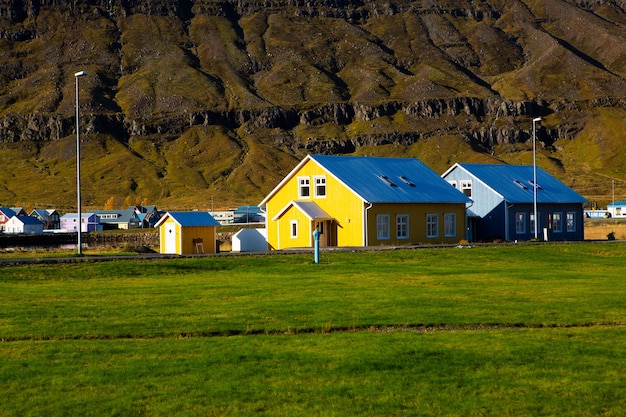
<box><xmin>366</xmin><ymin>203</ymin><xmax>466</xmax><ymax>245</ymax></box>
<box><xmin>180</xmin><ymin>225</ymin><xmax>216</xmax><ymax>254</ymax></box>
<box><xmin>276</xmin><ymin>206</ymin><xmax>312</xmax><ymax>248</ymax></box>
<box><xmin>266</xmin><ymin>159</ymin><xmax>365</xmax><ymax>249</ymax></box>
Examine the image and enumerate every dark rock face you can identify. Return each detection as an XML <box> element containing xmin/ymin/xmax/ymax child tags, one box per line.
<box><xmin>0</xmin><ymin>97</ymin><xmax>552</xmax><ymax>147</ymax></box>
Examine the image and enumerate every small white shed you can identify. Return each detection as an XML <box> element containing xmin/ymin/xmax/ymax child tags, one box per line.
<box><xmin>232</xmin><ymin>228</ymin><xmax>268</xmax><ymax>252</ymax></box>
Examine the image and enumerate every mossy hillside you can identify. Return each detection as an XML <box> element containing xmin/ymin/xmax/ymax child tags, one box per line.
<box><xmin>0</xmin><ymin>9</ymin><xmax>121</xmax><ymax>117</ymax></box>
<box><xmin>189</xmin><ymin>15</ymin><xmax>267</xmax><ymax>110</ymax></box>
<box><xmin>1</xmin><ymin>1</ymin><xmax>625</xmax><ymax>210</ymax></box>
<box><xmin>559</xmin><ymin>108</ymin><xmax>626</xmax><ymax>206</ymax></box>
<box><xmin>116</xmin><ymin>15</ymin><xmax>227</xmax><ymax>119</ymax></box>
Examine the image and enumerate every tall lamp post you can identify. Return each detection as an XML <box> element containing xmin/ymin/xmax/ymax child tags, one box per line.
<box><xmin>75</xmin><ymin>70</ymin><xmax>88</xmax><ymax>255</ymax></box>
<box><xmin>532</xmin><ymin>117</ymin><xmax>542</xmax><ymax>240</ymax></box>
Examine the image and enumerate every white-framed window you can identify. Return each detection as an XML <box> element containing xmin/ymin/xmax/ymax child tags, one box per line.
<box><xmin>460</xmin><ymin>180</ymin><xmax>472</xmax><ymax>198</ymax></box>
<box><xmin>553</xmin><ymin>212</ymin><xmax>562</xmax><ymax>233</ymax></box>
<box><xmin>290</xmin><ymin>220</ymin><xmax>298</xmax><ymax>238</ymax></box>
<box><xmin>377</xmin><ymin>214</ymin><xmax>390</xmax><ymax>240</ymax></box>
<box><xmin>530</xmin><ymin>212</ymin><xmax>539</xmax><ymax>235</ymax></box>
<box><xmin>426</xmin><ymin>213</ymin><xmax>438</xmax><ymax>238</ymax></box>
<box><xmin>515</xmin><ymin>212</ymin><xmax>526</xmax><ymax>234</ymax></box>
<box><xmin>298</xmin><ymin>177</ymin><xmax>310</xmax><ymax>198</ymax></box>
<box><xmin>396</xmin><ymin>214</ymin><xmax>409</xmax><ymax>239</ymax></box>
<box><xmin>444</xmin><ymin>213</ymin><xmax>456</xmax><ymax>237</ymax></box>
<box><xmin>566</xmin><ymin>212</ymin><xmax>576</xmax><ymax>232</ymax></box>
<box><xmin>314</xmin><ymin>176</ymin><xmax>326</xmax><ymax>198</ymax></box>
<box><xmin>448</xmin><ymin>180</ymin><xmax>457</xmax><ymax>188</ymax></box>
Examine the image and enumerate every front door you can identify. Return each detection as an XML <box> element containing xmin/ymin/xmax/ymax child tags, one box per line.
<box><xmin>314</xmin><ymin>220</ymin><xmax>333</xmax><ymax>247</ymax></box>
<box><xmin>164</xmin><ymin>223</ymin><xmax>177</xmax><ymax>254</ymax></box>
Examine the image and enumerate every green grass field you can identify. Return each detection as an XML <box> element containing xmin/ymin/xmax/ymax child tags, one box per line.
<box><xmin>1</xmin><ymin>243</ymin><xmax>624</xmax><ymax>416</ymax></box>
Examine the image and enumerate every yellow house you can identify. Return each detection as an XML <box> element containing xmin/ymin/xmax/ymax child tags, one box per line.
<box><xmin>259</xmin><ymin>154</ymin><xmax>471</xmax><ymax>250</ymax></box>
<box><xmin>155</xmin><ymin>212</ymin><xmax>220</xmax><ymax>255</ymax></box>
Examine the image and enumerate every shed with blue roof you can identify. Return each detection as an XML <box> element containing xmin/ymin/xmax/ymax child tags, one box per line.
<box><xmin>442</xmin><ymin>163</ymin><xmax>587</xmax><ymax>242</ymax></box>
<box><xmin>259</xmin><ymin>154</ymin><xmax>471</xmax><ymax>249</ymax></box>
<box><xmin>155</xmin><ymin>211</ymin><xmax>220</xmax><ymax>255</ymax></box>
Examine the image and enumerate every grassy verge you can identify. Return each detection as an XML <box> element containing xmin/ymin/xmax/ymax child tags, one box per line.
<box><xmin>0</xmin><ymin>242</ymin><xmax>624</xmax><ymax>416</ymax></box>
<box><xmin>2</xmin><ymin>328</ymin><xmax>624</xmax><ymax>416</ymax></box>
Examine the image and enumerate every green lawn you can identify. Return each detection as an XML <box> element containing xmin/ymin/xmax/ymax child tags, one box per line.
<box><xmin>1</xmin><ymin>243</ymin><xmax>624</xmax><ymax>416</ymax></box>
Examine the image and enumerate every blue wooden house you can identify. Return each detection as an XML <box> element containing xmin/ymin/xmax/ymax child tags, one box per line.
<box><xmin>442</xmin><ymin>163</ymin><xmax>587</xmax><ymax>242</ymax></box>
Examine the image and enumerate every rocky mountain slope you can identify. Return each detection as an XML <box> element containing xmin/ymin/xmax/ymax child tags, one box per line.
<box><xmin>1</xmin><ymin>0</ymin><xmax>625</xmax><ymax>210</ymax></box>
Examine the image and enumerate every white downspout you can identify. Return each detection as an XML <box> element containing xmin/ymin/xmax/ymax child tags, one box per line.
<box><xmin>466</xmin><ymin>201</ymin><xmax>474</xmax><ymax>242</ymax></box>
<box><xmin>364</xmin><ymin>202</ymin><xmax>373</xmax><ymax>246</ymax></box>
<box><xmin>505</xmin><ymin>202</ymin><xmax>514</xmax><ymax>241</ymax></box>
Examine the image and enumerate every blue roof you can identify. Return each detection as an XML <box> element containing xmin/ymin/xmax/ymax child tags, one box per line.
<box><xmin>164</xmin><ymin>212</ymin><xmax>220</xmax><ymax>227</ymax></box>
<box><xmin>30</xmin><ymin>209</ymin><xmax>50</xmax><ymax>218</ymax></box>
<box><xmin>0</xmin><ymin>207</ymin><xmax>16</xmax><ymax>217</ymax></box>
<box><xmin>234</xmin><ymin>206</ymin><xmax>262</xmax><ymax>214</ymax></box>
<box><xmin>310</xmin><ymin>155</ymin><xmax>470</xmax><ymax>204</ymax></box>
<box><xmin>15</xmin><ymin>215</ymin><xmax>43</xmax><ymax>225</ymax></box>
<box><xmin>457</xmin><ymin>164</ymin><xmax>587</xmax><ymax>204</ymax></box>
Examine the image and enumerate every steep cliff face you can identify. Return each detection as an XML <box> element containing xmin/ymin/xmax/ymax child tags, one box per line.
<box><xmin>0</xmin><ymin>0</ymin><xmax>625</xmax><ymax>209</ymax></box>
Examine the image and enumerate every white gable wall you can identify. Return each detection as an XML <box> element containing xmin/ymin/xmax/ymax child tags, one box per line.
<box><xmin>232</xmin><ymin>228</ymin><xmax>268</xmax><ymax>252</ymax></box>
<box><xmin>443</xmin><ymin>166</ymin><xmax>504</xmax><ymax>216</ymax></box>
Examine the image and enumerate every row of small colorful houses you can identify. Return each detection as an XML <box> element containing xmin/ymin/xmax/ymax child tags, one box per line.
<box><xmin>156</xmin><ymin>155</ymin><xmax>590</xmax><ymax>255</ymax></box>
<box><xmin>0</xmin><ymin>203</ymin><xmax>266</xmax><ymax>236</ymax></box>
<box><xmin>0</xmin><ymin>206</ymin><xmax>163</xmax><ymax>234</ymax></box>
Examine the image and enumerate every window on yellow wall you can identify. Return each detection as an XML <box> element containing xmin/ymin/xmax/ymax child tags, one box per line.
<box><xmin>444</xmin><ymin>213</ymin><xmax>456</xmax><ymax>237</ymax></box>
<box><xmin>426</xmin><ymin>213</ymin><xmax>438</xmax><ymax>238</ymax></box>
<box><xmin>290</xmin><ymin>220</ymin><xmax>298</xmax><ymax>238</ymax></box>
<box><xmin>377</xmin><ymin>214</ymin><xmax>390</xmax><ymax>240</ymax></box>
<box><xmin>298</xmin><ymin>177</ymin><xmax>310</xmax><ymax>198</ymax></box>
<box><xmin>314</xmin><ymin>176</ymin><xmax>326</xmax><ymax>197</ymax></box>
<box><xmin>396</xmin><ymin>214</ymin><xmax>409</xmax><ymax>239</ymax></box>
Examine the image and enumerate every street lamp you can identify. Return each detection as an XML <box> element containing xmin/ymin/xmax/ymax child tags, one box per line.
<box><xmin>75</xmin><ymin>70</ymin><xmax>87</xmax><ymax>255</ymax></box>
<box><xmin>532</xmin><ymin>117</ymin><xmax>542</xmax><ymax>240</ymax></box>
